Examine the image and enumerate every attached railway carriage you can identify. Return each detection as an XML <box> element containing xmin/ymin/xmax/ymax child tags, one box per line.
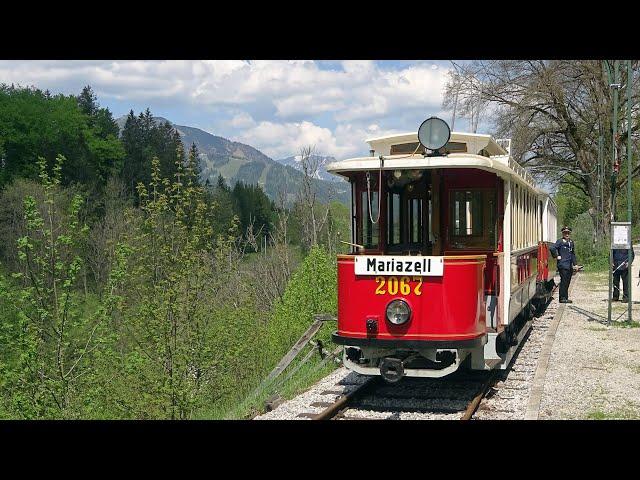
<box><xmin>327</xmin><ymin>118</ymin><xmax>558</xmax><ymax>382</ymax></box>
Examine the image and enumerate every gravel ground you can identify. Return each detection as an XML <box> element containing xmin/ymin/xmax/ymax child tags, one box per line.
<box><xmin>538</xmin><ymin>266</ymin><xmax>640</xmax><ymax>420</ymax></box>
<box><xmin>255</xmin><ymin>367</ymin><xmax>368</xmax><ymax>420</ymax></box>
<box><xmin>474</xmin><ymin>279</ymin><xmax>559</xmax><ymax>420</ymax></box>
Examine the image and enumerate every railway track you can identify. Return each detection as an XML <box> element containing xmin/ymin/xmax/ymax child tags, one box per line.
<box><xmin>309</xmin><ymin>369</ymin><xmax>498</xmax><ymax>420</ymax></box>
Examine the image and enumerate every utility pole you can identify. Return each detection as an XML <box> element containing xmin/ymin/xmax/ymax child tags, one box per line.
<box><xmin>598</xmin><ymin>133</ymin><xmax>603</xmax><ymax>238</ymax></box>
<box><xmin>626</xmin><ymin>60</ymin><xmax>633</xmax><ymax>322</ymax></box>
<box><xmin>607</xmin><ymin>60</ymin><xmax>620</xmax><ymax>325</ymax></box>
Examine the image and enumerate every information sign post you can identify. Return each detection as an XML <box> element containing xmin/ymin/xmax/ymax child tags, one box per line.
<box><xmin>609</xmin><ymin>222</ymin><xmax>632</xmax><ymax>323</ymax></box>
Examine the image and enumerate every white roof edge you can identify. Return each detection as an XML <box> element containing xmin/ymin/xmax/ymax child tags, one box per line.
<box><xmin>326</xmin><ymin>153</ymin><xmax>539</xmax><ymax>193</ymax></box>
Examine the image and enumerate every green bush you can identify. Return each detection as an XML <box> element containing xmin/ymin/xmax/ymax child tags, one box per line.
<box><xmin>215</xmin><ymin>245</ymin><xmax>339</xmax><ymax>419</ymax></box>
<box><xmin>267</xmin><ymin>245</ymin><xmax>337</xmax><ymax>361</ymax></box>
<box><xmin>571</xmin><ymin>212</ymin><xmax>610</xmax><ymax>271</ymax></box>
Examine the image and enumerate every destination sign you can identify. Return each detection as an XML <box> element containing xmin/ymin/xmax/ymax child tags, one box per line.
<box><xmin>354</xmin><ymin>255</ymin><xmax>444</xmax><ymax>276</ymax></box>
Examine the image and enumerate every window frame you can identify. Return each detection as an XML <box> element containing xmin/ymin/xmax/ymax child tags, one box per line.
<box><xmin>447</xmin><ymin>187</ymin><xmax>497</xmax><ymax>250</ymax></box>
<box><xmin>385</xmin><ymin>171</ymin><xmax>431</xmax><ymax>254</ymax></box>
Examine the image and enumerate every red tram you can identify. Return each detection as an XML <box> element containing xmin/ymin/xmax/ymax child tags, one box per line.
<box><xmin>327</xmin><ymin>118</ymin><xmax>558</xmax><ymax>382</ymax></box>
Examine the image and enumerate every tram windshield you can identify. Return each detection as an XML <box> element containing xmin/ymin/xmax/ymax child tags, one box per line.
<box><xmin>353</xmin><ymin>168</ymin><xmax>499</xmax><ymax>254</ymax></box>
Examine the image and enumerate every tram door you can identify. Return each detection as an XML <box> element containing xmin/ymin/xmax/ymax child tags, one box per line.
<box><xmin>386</xmin><ymin>169</ymin><xmax>434</xmax><ymax>256</ymax></box>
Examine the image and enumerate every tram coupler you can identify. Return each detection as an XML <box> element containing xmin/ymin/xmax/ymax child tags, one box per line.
<box><xmin>380</xmin><ymin>357</ymin><xmax>405</xmax><ymax>383</ymax></box>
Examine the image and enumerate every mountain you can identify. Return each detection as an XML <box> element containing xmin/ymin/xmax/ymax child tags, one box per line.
<box><xmin>115</xmin><ymin>115</ymin><xmax>349</xmax><ymax>205</ymax></box>
<box><xmin>275</xmin><ymin>154</ymin><xmax>340</xmax><ymax>183</ymax></box>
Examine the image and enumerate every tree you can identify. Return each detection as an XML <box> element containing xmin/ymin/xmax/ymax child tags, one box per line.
<box><xmin>208</xmin><ymin>174</ymin><xmax>238</xmax><ymax>239</ymax></box>
<box><xmin>242</xmin><ymin>188</ymin><xmax>298</xmax><ymax>312</ymax></box>
<box><xmin>0</xmin><ymin>155</ymin><xmax>104</xmax><ymax>418</ymax></box>
<box><xmin>120</xmin><ymin>108</ymin><xmax>184</xmax><ymax>196</ymax></box>
<box><xmin>442</xmin><ymin>60</ymin><xmax>640</xmax><ymax>238</ymax></box>
<box><xmin>109</xmin><ymin>147</ymin><xmax>238</xmax><ymax>419</ymax></box>
<box><xmin>0</xmin><ymin>84</ymin><xmax>123</xmax><ymax>190</ymax></box>
<box><xmin>76</xmin><ymin>85</ymin><xmax>125</xmax><ymax>189</ymax></box>
<box><xmin>294</xmin><ymin>146</ymin><xmax>331</xmax><ymax>251</ymax></box>
<box><xmin>84</xmin><ymin>176</ymin><xmax>131</xmax><ymax>295</ymax></box>
<box><xmin>231</xmin><ymin>181</ymin><xmax>276</xmax><ymax>244</ymax></box>
<box><xmin>187</xmin><ymin>142</ymin><xmax>203</xmax><ymax>185</ymax></box>
<box><xmin>77</xmin><ymin>85</ymin><xmax>99</xmax><ymax>118</ymax></box>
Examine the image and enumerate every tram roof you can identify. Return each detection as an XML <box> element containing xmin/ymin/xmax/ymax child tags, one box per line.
<box><xmin>365</xmin><ymin>131</ymin><xmax>508</xmax><ymax>157</ymax></box>
<box><xmin>326</xmin><ymin>131</ymin><xmax>546</xmax><ymax>195</ymax></box>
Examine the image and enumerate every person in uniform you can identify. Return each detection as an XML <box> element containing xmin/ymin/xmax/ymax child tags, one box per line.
<box><xmin>550</xmin><ymin>226</ymin><xmax>577</xmax><ymax>303</ymax></box>
<box><xmin>612</xmin><ymin>247</ymin><xmax>634</xmax><ymax>302</ymax></box>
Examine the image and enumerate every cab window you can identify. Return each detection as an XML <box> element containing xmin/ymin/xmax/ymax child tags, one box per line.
<box><xmin>360</xmin><ymin>190</ymin><xmax>379</xmax><ymax>249</ymax></box>
<box><xmin>354</xmin><ymin>174</ymin><xmax>380</xmax><ymax>250</ymax></box>
<box><xmin>386</xmin><ymin>170</ymin><xmax>431</xmax><ymax>254</ymax></box>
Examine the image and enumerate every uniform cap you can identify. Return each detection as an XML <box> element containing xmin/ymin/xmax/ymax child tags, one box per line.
<box><xmin>561</xmin><ymin>226</ymin><xmax>572</xmax><ymax>233</ymax></box>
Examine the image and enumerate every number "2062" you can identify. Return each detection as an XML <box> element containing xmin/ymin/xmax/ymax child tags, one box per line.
<box><xmin>375</xmin><ymin>276</ymin><xmax>423</xmax><ymax>296</ymax></box>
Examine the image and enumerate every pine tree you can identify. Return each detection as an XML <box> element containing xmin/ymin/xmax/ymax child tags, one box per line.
<box><xmin>119</xmin><ymin>108</ymin><xmax>184</xmax><ymax>198</ymax></box>
<box><xmin>187</xmin><ymin>143</ymin><xmax>202</xmax><ymax>186</ymax></box>
<box><xmin>77</xmin><ymin>85</ymin><xmax>98</xmax><ymax>117</ymax></box>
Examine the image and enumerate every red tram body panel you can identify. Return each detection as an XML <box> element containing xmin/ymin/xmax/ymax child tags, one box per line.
<box><xmin>336</xmin><ymin>256</ymin><xmax>486</xmax><ymax>342</ymax></box>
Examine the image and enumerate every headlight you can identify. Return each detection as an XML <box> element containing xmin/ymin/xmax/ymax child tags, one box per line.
<box><xmin>386</xmin><ymin>299</ymin><xmax>411</xmax><ymax>325</ymax></box>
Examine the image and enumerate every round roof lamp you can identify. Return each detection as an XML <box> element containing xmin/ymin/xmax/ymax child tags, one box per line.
<box><xmin>418</xmin><ymin>117</ymin><xmax>451</xmax><ymax>151</ymax></box>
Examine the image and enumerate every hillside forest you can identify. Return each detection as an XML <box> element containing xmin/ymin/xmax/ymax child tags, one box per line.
<box><xmin>0</xmin><ymin>84</ymin><xmax>349</xmax><ymax>419</ymax></box>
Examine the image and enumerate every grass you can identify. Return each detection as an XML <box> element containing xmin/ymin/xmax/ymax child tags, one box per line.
<box><xmin>587</xmin><ymin>406</ymin><xmax>640</xmax><ymax>420</ymax></box>
<box><xmin>197</xmin><ymin>345</ymin><xmax>340</xmax><ymax>420</ymax></box>
<box><xmin>608</xmin><ymin>319</ymin><xmax>640</xmax><ymax>328</ymax></box>
<box><xmin>573</xmin><ymin>270</ymin><xmax>640</xmax><ymax>321</ymax></box>
<box><xmin>584</xmin><ymin>326</ymin><xmax>607</xmax><ymax>332</ymax></box>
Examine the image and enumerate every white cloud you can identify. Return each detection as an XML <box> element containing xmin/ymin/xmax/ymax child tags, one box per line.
<box><xmin>229</xmin><ymin>112</ymin><xmax>256</xmax><ymax>128</ymax></box>
<box><xmin>273</xmin><ymin>87</ymin><xmax>345</xmax><ymax>117</ymax></box>
<box><xmin>235</xmin><ymin>120</ymin><xmax>343</xmax><ymax>159</ymax></box>
<box><xmin>0</xmin><ymin>60</ymin><xmax>448</xmax><ymax>118</ymax></box>
<box><xmin>234</xmin><ymin>119</ymin><xmax>404</xmax><ymax>160</ymax></box>
<box><xmin>335</xmin><ymin>64</ymin><xmax>450</xmax><ymax>122</ymax></box>
<box><xmin>0</xmin><ymin>60</ymin><xmax>455</xmax><ymax>159</ymax></box>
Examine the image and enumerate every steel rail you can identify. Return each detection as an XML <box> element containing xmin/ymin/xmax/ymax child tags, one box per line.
<box><xmin>459</xmin><ymin>371</ymin><xmax>498</xmax><ymax>420</ymax></box>
<box><xmin>313</xmin><ymin>376</ymin><xmax>382</xmax><ymax>420</ymax></box>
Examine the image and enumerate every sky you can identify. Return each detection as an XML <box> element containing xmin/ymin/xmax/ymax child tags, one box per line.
<box><xmin>0</xmin><ymin>60</ymin><xmax>482</xmax><ymax>160</ymax></box>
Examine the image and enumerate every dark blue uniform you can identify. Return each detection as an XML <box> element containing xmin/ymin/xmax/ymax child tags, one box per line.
<box><xmin>612</xmin><ymin>248</ymin><xmax>634</xmax><ymax>301</ymax></box>
<box><xmin>550</xmin><ymin>238</ymin><xmax>576</xmax><ymax>301</ymax></box>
